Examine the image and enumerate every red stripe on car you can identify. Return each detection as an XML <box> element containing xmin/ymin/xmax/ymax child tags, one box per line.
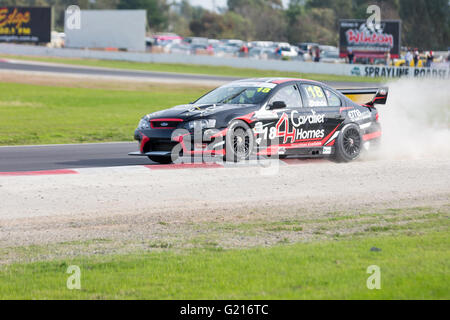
<box><xmin>363</xmin><ymin>131</ymin><xmax>382</xmax><ymax>141</ymax></box>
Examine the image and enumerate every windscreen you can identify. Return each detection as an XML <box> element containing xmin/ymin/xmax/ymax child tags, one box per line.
<box><xmin>194</xmin><ymin>83</ymin><xmax>275</xmax><ymax>105</ymax></box>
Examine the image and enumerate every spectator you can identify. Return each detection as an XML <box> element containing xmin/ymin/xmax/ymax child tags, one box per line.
<box><xmin>385</xmin><ymin>51</ymin><xmax>391</xmax><ymax>66</ymax></box>
<box><xmin>275</xmin><ymin>47</ymin><xmax>282</xmax><ymax>58</ymax></box>
<box><xmin>206</xmin><ymin>44</ymin><xmax>214</xmax><ymax>55</ymax></box>
<box><xmin>308</xmin><ymin>47</ymin><xmax>313</xmax><ymax>61</ymax></box>
<box><xmin>347</xmin><ymin>49</ymin><xmax>354</xmax><ymax>64</ymax></box>
<box><xmin>426</xmin><ymin>51</ymin><xmax>434</xmax><ymax>67</ymax></box>
<box><xmin>314</xmin><ymin>46</ymin><xmax>320</xmax><ymax>62</ymax></box>
<box><xmin>413</xmin><ymin>49</ymin><xmax>420</xmax><ymax>67</ymax></box>
<box><xmin>239</xmin><ymin>44</ymin><xmax>249</xmax><ymax>58</ymax></box>
<box><xmin>405</xmin><ymin>49</ymin><xmax>413</xmax><ymax>67</ymax></box>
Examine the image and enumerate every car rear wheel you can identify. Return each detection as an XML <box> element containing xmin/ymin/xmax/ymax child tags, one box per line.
<box><xmin>225</xmin><ymin>120</ymin><xmax>254</xmax><ymax>162</ymax></box>
<box><xmin>333</xmin><ymin>123</ymin><xmax>362</xmax><ymax>162</ymax></box>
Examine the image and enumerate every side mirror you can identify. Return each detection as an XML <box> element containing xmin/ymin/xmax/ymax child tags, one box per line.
<box><xmin>269</xmin><ymin>101</ymin><xmax>286</xmax><ymax>110</ymax></box>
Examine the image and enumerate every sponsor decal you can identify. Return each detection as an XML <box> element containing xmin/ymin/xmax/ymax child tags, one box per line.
<box><xmin>253</xmin><ymin>122</ymin><xmax>264</xmax><ymax>134</ymax></box>
<box><xmin>290</xmin><ymin>110</ymin><xmax>325</xmax><ymax>126</ymax></box>
<box><xmin>275</xmin><ymin>112</ymin><xmax>325</xmax><ymax>144</ymax></box>
<box><xmin>351</xmin><ymin>67</ymin><xmax>362</xmax><ymax>76</ymax></box>
<box><xmin>323</xmin><ymin>147</ymin><xmax>332</xmax><ymax>155</ymax></box>
<box><xmin>254</xmin><ymin>109</ymin><xmax>278</xmax><ymax>120</ymax></box>
<box><xmin>348</xmin><ymin>109</ymin><xmax>371</xmax><ymax>121</ymax></box>
<box><xmin>339</xmin><ymin>19</ymin><xmax>401</xmax><ymax>59</ymax></box>
<box><xmin>359</xmin><ymin>66</ymin><xmax>450</xmax><ymax>79</ymax></box>
<box><xmin>346</xmin><ymin>28</ymin><xmax>393</xmax><ymax>48</ymax></box>
<box><xmin>0</xmin><ymin>7</ymin><xmax>51</xmax><ymax>43</ymax></box>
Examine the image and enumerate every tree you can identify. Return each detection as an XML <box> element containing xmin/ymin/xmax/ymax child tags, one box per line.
<box><xmin>118</xmin><ymin>0</ymin><xmax>169</xmax><ymax>31</ymax></box>
<box><xmin>228</xmin><ymin>0</ymin><xmax>283</xmax><ymax>12</ymax></box>
<box><xmin>399</xmin><ymin>0</ymin><xmax>449</xmax><ymax>50</ymax></box>
<box><xmin>306</xmin><ymin>0</ymin><xmax>353</xmax><ymax>20</ymax></box>
<box><xmin>287</xmin><ymin>7</ymin><xmax>337</xmax><ymax>45</ymax></box>
<box><xmin>286</xmin><ymin>0</ymin><xmax>305</xmax><ymax>26</ymax></box>
<box><xmin>189</xmin><ymin>11</ymin><xmax>225</xmax><ymax>38</ymax></box>
<box><xmin>227</xmin><ymin>0</ymin><xmax>287</xmax><ymax>41</ymax></box>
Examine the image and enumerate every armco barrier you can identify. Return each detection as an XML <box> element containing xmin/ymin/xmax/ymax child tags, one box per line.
<box><xmin>0</xmin><ymin>43</ymin><xmax>449</xmax><ymax>80</ymax></box>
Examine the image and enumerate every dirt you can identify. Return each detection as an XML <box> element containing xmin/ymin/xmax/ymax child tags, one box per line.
<box><xmin>0</xmin><ymin>157</ymin><xmax>449</xmax><ymax>263</ymax></box>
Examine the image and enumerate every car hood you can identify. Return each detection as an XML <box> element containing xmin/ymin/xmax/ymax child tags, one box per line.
<box><xmin>146</xmin><ymin>103</ymin><xmax>258</xmax><ymax>121</ymax></box>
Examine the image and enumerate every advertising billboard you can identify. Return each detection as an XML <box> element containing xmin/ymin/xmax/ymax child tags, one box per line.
<box><xmin>0</xmin><ymin>7</ymin><xmax>51</xmax><ymax>43</ymax></box>
<box><xmin>64</xmin><ymin>10</ymin><xmax>146</xmax><ymax>52</ymax></box>
<box><xmin>339</xmin><ymin>19</ymin><xmax>401</xmax><ymax>59</ymax></box>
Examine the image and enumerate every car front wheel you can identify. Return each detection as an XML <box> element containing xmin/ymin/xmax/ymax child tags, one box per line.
<box><xmin>225</xmin><ymin>120</ymin><xmax>254</xmax><ymax>162</ymax></box>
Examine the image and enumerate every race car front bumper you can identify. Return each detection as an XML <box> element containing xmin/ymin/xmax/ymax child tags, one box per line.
<box><xmin>128</xmin><ymin>129</ymin><xmax>226</xmax><ymax>158</ymax></box>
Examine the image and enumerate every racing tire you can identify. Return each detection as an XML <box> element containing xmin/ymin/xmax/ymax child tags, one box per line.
<box><xmin>333</xmin><ymin>123</ymin><xmax>363</xmax><ymax>163</ymax></box>
<box><xmin>225</xmin><ymin>120</ymin><xmax>254</xmax><ymax>162</ymax></box>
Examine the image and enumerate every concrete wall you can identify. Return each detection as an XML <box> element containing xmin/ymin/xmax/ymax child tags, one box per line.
<box><xmin>1</xmin><ymin>43</ymin><xmax>449</xmax><ymax>80</ymax></box>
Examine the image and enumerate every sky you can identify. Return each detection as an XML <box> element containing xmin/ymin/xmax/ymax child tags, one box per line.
<box><xmin>187</xmin><ymin>0</ymin><xmax>291</xmax><ymax>12</ymax></box>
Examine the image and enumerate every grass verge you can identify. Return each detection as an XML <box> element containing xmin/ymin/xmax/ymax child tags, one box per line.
<box><xmin>0</xmin><ymin>231</ymin><xmax>448</xmax><ymax>299</ymax></box>
<box><xmin>0</xmin><ymin>82</ymin><xmax>207</xmax><ymax>145</ymax></box>
<box><xmin>1</xmin><ymin>54</ymin><xmax>382</xmax><ymax>83</ymax></box>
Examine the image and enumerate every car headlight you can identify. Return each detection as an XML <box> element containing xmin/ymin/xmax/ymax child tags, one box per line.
<box><xmin>138</xmin><ymin>117</ymin><xmax>150</xmax><ymax>130</ymax></box>
<box><xmin>184</xmin><ymin>119</ymin><xmax>216</xmax><ymax>130</ymax></box>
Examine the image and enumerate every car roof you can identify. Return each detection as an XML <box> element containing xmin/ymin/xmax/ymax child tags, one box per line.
<box><xmin>231</xmin><ymin>77</ymin><xmax>323</xmax><ymax>86</ymax></box>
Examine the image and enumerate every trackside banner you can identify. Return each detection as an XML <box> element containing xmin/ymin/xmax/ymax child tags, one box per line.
<box><xmin>339</xmin><ymin>19</ymin><xmax>401</xmax><ymax>59</ymax></box>
<box><xmin>0</xmin><ymin>7</ymin><xmax>51</xmax><ymax>43</ymax></box>
<box><xmin>348</xmin><ymin>65</ymin><xmax>450</xmax><ymax>79</ymax></box>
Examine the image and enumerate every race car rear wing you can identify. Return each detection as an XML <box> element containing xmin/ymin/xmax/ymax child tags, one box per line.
<box><xmin>337</xmin><ymin>87</ymin><xmax>388</xmax><ymax>107</ymax></box>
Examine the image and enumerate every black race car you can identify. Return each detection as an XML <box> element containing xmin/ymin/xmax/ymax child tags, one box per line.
<box><xmin>129</xmin><ymin>78</ymin><xmax>388</xmax><ymax>164</ymax></box>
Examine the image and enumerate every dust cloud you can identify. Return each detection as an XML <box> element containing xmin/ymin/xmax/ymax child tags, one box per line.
<box><xmin>374</xmin><ymin>79</ymin><xmax>450</xmax><ymax>159</ymax></box>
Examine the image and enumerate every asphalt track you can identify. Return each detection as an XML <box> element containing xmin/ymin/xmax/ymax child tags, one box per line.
<box><xmin>0</xmin><ymin>142</ymin><xmax>151</xmax><ymax>172</ymax></box>
<box><xmin>0</xmin><ymin>58</ymin><xmax>379</xmax><ymax>172</ymax></box>
<box><xmin>0</xmin><ymin>59</ymin><xmax>378</xmax><ymax>88</ymax></box>
<box><xmin>0</xmin><ymin>59</ymin><xmax>240</xmax><ymax>83</ymax></box>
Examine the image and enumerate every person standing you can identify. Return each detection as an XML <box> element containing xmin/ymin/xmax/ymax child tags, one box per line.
<box><xmin>206</xmin><ymin>44</ymin><xmax>214</xmax><ymax>55</ymax></box>
<box><xmin>314</xmin><ymin>46</ymin><xmax>320</xmax><ymax>62</ymax></box>
<box><xmin>275</xmin><ymin>46</ymin><xmax>282</xmax><ymax>59</ymax></box>
<box><xmin>405</xmin><ymin>49</ymin><xmax>413</xmax><ymax>67</ymax></box>
<box><xmin>348</xmin><ymin>49</ymin><xmax>354</xmax><ymax>64</ymax></box>
<box><xmin>413</xmin><ymin>49</ymin><xmax>420</xmax><ymax>67</ymax></box>
<box><xmin>426</xmin><ymin>51</ymin><xmax>434</xmax><ymax>67</ymax></box>
<box><xmin>385</xmin><ymin>51</ymin><xmax>391</xmax><ymax>66</ymax></box>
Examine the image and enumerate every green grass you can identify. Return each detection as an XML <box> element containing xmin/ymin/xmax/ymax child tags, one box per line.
<box><xmin>0</xmin><ymin>82</ymin><xmax>206</xmax><ymax>145</ymax></box>
<box><xmin>0</xmin><ymin>231</ymin><xmax>448</xmax><ymax>299</ymax></box>
<box><xmin>2</xmin><ymin>54</ymin><xmax>381</xmax><ymax>83</ymax></box>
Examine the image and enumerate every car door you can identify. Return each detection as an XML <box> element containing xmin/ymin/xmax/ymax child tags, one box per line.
<box><xmin>298</xmin><ymin>83</ymin><xmax>343</xmax><ymax>147</ymax></box>
<box><xmin>254</xmin><ymin>84</ymin><xmax>303</xmax><ymax>155</ymax></box>
<box><xmin>322</xmin><ymin>87</ymin><xmax>345</xmax><ymax>142</ymax></box>
<box><xmin>266</xmin><ymin>84</ymin><xmax>303</xmax><ymax>145</ymax></box>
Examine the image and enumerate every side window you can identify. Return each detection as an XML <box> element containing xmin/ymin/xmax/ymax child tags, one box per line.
<box><xmin>301</xmin><ymin>84</ymin><xmax>327</xmax><ymax>107</ymax></box>
<box><xmin>268</xmin><ymin>85</ymin><xmax>302</xmax><ymax>109</ymax></box>
<box><xmin>325</xmin><ymin>89</ymin><xmax>342</xmax><ymax>107</ymax></box>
